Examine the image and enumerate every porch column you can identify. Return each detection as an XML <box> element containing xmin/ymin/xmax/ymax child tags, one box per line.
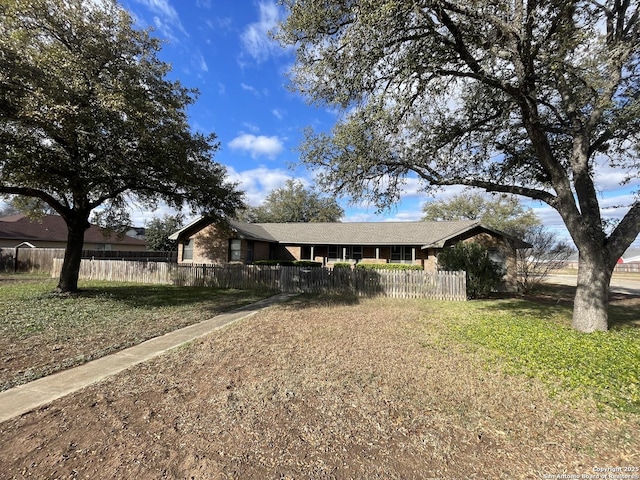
<box><xmin>310</xmin><ymin>245</ymin><xmax>315</xmax><ymax>261</ymax></box>
<box><xmin>376</xmin><ymin>247</ymin><xmax>380</xmax><ymax>260</ymax></box>
<box><xmin>342</xmin><ymin>247</ymin><xmax>347</xmax><ymax>261</ymax></box>
<box><xmin>412</xmin><ymin>247</ymin><xmax>416</xmax><ymax>263</ymax></box>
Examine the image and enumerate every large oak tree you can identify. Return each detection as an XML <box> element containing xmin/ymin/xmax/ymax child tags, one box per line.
<box><xmin>0</xmin><ymin>0</ymin><xmax>243</xmax><ymax>292</ymax></box>
<box><xmin>277</xmin><ymin>0</ymin><xmax>640</xmax><ymax>332</ymax></box>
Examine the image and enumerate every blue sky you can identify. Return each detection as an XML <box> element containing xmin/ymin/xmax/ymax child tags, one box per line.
<box><xmin>116</xmin><ymin>1</ymin><xmax>479</xmax><ymax>222</ymax></box>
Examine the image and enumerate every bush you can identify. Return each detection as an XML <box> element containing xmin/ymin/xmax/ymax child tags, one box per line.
<box><xmin>253</xmin><ymin>260</ymin><xmax>295</xmax><ymax>266</ymax></box>
<box><xmin>293</xmin><ymin>260</ymin><xmax>323</xmax><ymax>267</ymax></box>
<box><xmin>253</xmin><ymin>260</ymin><xmax>322</xmax><ymax>267</ymax></box>
<box><xmin>332</xmin><ymin>262</ymin><xmax>352</xmax><ymax>269</ymax></box>
<box><xmin>355</xmin><ymin>263</ymin><xmax>423</xmax><ymax>271</ymax></box>
<box><xmin>437</xmin><ymin>242</ymin><xmax>504</xmax><ymax>299</ymax></box>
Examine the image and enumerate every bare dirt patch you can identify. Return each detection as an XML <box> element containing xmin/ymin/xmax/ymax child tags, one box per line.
<box><xmin>1</xmin><ymin>296</ymin><xmax>638</xmax><ymax>479</ymax></box>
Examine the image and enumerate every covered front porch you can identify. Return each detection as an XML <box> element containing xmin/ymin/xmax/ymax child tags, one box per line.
<box><xmin>293</xmin><ymin>244</ymin><xmax>435</xmax><ymax>269</ymax></box>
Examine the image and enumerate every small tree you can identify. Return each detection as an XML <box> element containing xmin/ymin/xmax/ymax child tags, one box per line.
<box><xmin>517</xmin><ymin>226</ymin><xmax>575</xmax><ymax>294</ymax></box>
<box><xmin>145</xmin><ymin>214</ymin><xmax>185</xmax><ymax>252</ymax></box>
<box><xmin>243</xmin><ymin>179</ymin><xmax>344</xmax><ymax>223</ymax></box>
<box><xmin>437</xmin><ymin>242</ymin><xmax>505</xmax><ymax>299</ymax></box>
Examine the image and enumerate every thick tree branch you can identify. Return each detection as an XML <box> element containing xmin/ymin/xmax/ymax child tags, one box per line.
<box><xmin>0</xmin><ymin>185</ymin><xmax>68</xmax><ymax>217</ymax></box>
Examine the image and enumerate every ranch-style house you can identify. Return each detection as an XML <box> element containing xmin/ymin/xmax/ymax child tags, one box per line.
<box><xmin>169</xmin><ymin>218</ymin><xmax>530</xmax><ymax>289</ymax></box>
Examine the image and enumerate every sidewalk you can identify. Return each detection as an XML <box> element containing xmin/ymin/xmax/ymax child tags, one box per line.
<box><xmin>0</xmin><ymin>293</ymin><xmax>297</xmax><ymax>423</ymax></box>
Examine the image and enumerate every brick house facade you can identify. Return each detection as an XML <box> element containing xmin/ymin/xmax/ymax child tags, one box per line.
<box><xmin>170</xmin><ymin>218</ymin><xmax>530</xmax><ymax>289</ymax></box>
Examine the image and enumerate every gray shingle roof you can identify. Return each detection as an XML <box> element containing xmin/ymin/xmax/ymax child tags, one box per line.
<box><xmin>170</xmin><ymin>218</ymin><xmax>531</xmax><ymax>248</ymax></box>
<box><xmin>230</xmin><ymin>220</ymin><xmax>482</xmax><ymax>247</ymax></box>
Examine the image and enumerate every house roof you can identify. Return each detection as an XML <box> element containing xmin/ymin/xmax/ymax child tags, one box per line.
<box><xmin>0</xmin><ymin>214</ymin><xmax>147</xmax><ymax>246</ymax></box>
<box><xmin>233</xmin><ymin>220</ymin><xmax>484</xmax><ymax>247</ymax></box>
<box><xmin>170</xmin><ymin>217</ymin><xmax>529</xmax><ymax>249</ymax></box>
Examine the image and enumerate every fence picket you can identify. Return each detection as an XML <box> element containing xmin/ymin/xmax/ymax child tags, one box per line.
<box><xmin>49</xmin><ymin>259</ymin><xmax>467</xmax><ymax>301</ymax></box>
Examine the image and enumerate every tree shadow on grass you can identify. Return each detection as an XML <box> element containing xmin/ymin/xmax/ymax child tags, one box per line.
<box><xmin>74</xmin><ymin>284</ymin><xmax>276</xmax><ymax>309</ymax></box>
<box><xmin>280</xmin><ymin>292</ymin><xmax>361</xmax><ymax>310</ymax></box>
<box><xmin>480</xmin><ymin>283</ymin><xmax>640</xmax><ymax>330</ymax></box>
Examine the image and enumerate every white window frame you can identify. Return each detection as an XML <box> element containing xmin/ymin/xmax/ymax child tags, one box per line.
<box><xmin>229</xmin><ymin>239</ymin><xmax>242</xmax><ymax>261</ymax></box>
<box><xmin>182</xmin><ymin>239</ymin><xmax>194</xmax><ymax>261</ymax></box>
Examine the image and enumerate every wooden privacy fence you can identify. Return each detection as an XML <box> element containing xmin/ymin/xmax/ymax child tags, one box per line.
<box><xmin>51</xmin><ymin>259</ymin><xmax>467</xmax><ymax>300</ymax></box>
<box><xmin>0</xmin><ymin>248</ymin><xmax>177</xmax><ymax>273</ymax></box>
<box><xmin>0</xmin><ymin>247</ymin><xmax>65</xmax><ymax>273</ymax></box>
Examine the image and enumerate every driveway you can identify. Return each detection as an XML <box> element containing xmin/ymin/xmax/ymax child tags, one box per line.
<box><xmin>545</xmin><ymin>273</ymin><xmax>640</xmax><ymax>297</ymax></box>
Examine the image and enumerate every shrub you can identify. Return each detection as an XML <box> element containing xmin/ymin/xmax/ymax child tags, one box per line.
<box><xmin>355</xmin><ymin>263</ymin><xmax>423</xmax><ymax>271</ymax></box>
<box><xmin>293</xmin><ymin>260</ymin><xmax>323</xmax><ymax>267</ymax></box>
<box><xmin>332</xmin><ymin>262</ymin><xmax>352</xmax><ymax>269</ymax></box>
<box><xmin>437</xmin><ymin>242</ymin><xmax>504</xmax><ymax>298</ymax></box>
<box><xmin>253</xmin><ymin>260</ymin><xmax>295</xmax><ymax>266</ymax></box>
<box><xmin>253</xmin><ymin>260</ymin><xmax>322</xmax><ymax>267</ymax></box>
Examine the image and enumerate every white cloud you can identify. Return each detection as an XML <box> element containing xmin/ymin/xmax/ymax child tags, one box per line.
<box><xmin>227</xmin><ymin>166</ymin><xmax>295</xmax><ymax>205</ymax></box>
<box><xmin>272</xmin><ymin>108</ymin><xmax>284</xmax><ymax>120</ymax></box>
<box><xmin>134</xmin><ymin>0</ymin><xmax>186</xmax><ymax>39</ymax></box>
<box><xmin>135</xmin><ymin>0</ymin><xmax>180</xmax><ymax>23</ymax></box>
<box><xmin>197</xmin><ymin>54</ymin><xmax>208</xmax><ymax>72</ymax></box>
<box><xmin>152</xmin><ymin>16</ymin><xmax>178</xmax><ymax>42</ymax></box>
<box><xmin>242</xmin><ymin>122</ymin><xmax>261</xmax><ymax>133</ymax></box>
<box><xmin>206</xmin><ymin>17</ymin><xmax>232</xmax><ymax>33</ymax></box>
<box><xmin>240</xmin><ymin>1</ymin><xmax>286</xmax><ymax>63</ymax></box>
<box><xmin>228</xmin><ymin>134</ymin><xmax>284</xmax><ymax>159</ymax></box>
<box><xmin>241</xmin><ymin>83</ymin><xmax>261</xmax><ymax>96</ymax></box>
<box><xmin>594</xmin><ymin>160</ymin><xmax>640</xmax><ymax>192</ymax></box>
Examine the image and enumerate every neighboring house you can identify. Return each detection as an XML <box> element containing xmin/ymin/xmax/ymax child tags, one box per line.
<box><xmin>169</xmin><ymin>218</ymin><xmax>530</xmax><ymax>288</ymax></box>
<box><xmin>0</xmin><ymin>214</ymin><xmax>147</xmax><ymax>251</ymax></box>
<box><xmin>126</xmin><ymin>226</ymin><xmax>146</xmax><ymax>241</ymax></box>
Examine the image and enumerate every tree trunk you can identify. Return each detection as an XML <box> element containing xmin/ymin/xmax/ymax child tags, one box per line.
<box><xmin>56</xmin><ymin>218</ymin><xmax>88</xmax><ymax>293</ymax></box>
<box><xmin>572</xmin><ymin>252</ymin><xmax>613</xmax><ymax>333</ymax></box>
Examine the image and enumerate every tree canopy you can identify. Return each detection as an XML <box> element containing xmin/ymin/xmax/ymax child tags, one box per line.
<box><xmin>145</xmin><ymin>214</ymin><xmax>184</xmax><ymax>252</ymax></box>
<box><xmin>277</xmin><ymin>0</ymin><xmax>640</xmax><ymax>332</ymax></box>
<box><xmin>0</xmin><ymin>0</ymin><xmax>243</xmax><ymax>291</ymax></box>
<box><xmin>243</xmin><ymin>179</ymin><xmax>344</xmax><ymax>223</ymax></box>
<box><xmin>422</xmin><ymin>192</ymin><xmax>539</xmax><ymax>238</ymax></box>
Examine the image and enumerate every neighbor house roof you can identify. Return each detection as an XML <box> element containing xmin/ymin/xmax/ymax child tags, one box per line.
<box><xmin>0</xmin><ymin>214</ymin><xmax>147</xmax><ymax>246</ymax></box>
<box><xmin>170</xmin><ymin>218</ymin><xmax>530</xmax><ymax>249</ymax></box>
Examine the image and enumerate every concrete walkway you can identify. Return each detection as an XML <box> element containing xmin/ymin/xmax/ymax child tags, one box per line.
<box><xmin>0</xmin><ymin>293</ymin><xmax>296</xmax><ymax>423</ymax></box>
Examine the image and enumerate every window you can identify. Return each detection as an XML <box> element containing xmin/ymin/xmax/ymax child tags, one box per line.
<box><xmin>349</xmin><ymin>246</ymin><xmax>363</xmax><ymax>260</ymax></box>
<box><xmin>229</xmin><ymin>239</ymin><xmax>242</xmax><ymax>261</ymax></box>
<box><xmin>182</xmin><ymin>239</ymin><xmax>194</xmax><ymax>261</ymax></box>
<box><xmin>327</xmin><ymin>245</ymin><xmax>363</xmax><ymax>261</ymax></box>
<box><xmin>390</xmin><ymin>246</ymin><xmax>413</xmax><ymax>263</ymax></box>
<box><xmin>94</xmin><ymin>243</ymin><xmax>112</xmax><ymax>251</ymax></box>
<box><xmin>489</xmin><ymin>249</ymin><xmax>506</xmax><ymax>271</ymax></box>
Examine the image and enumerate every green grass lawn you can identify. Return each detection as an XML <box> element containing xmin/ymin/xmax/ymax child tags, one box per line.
<box><xmin>431</xmin><ymin>297</ymin><xmax>640</xmax><ymax>414</ymax></box>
